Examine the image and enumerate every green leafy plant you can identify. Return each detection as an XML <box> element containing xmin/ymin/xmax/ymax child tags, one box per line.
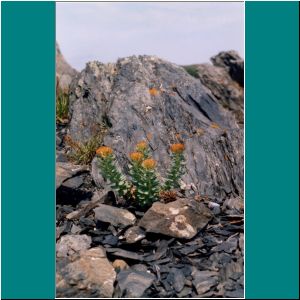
<box><xmin>96</xmin><ymin>141</ymin><xmax>186</xmax><ymax>207</ymax></box>
<box><xmin>56</xmin><ymin>91</ymin><xmax>69</xmax><ymax>123</ymax></box>
<box><xmin>129</xmin><ymin>153</ymin><xmax>160</xmax><ymax>206</ymax></box>
<box><xmin>183</xmin><ymin>65</ymin><xmax>200</xmax><ymax>79</ymax></box>
<box><xmin>163</xmin><ymin>143</ymin><xmax>186</xmax><ymax>190</ymax></box>
<box><xmin>65</xmin><ymin>128</ymin><xmax>107</xmax><ymax>165</ymax></box>
<box><xmin>96</xmin><ymin>146</ymin><xmax>131</xmax><ymax>197</ymax></box>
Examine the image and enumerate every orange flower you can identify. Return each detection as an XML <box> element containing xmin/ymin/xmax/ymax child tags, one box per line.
<box><xmin>142</xmin><ymin>158</ymin><xmax>157</xmax><ymax>170</ymax></box>
<box><xmin>149</xmin><ymin>88</ymin><xmax>159</xmax><ymax>96</ymax></box>
<box><xmin>136</xmin><ymin>141</ymin><xmax>148</xmax><ymax>151</ymax></box>
<box><xmin>130</xmin><ymin>152</ymin><xmax>144</xmax><ymax>162</ymax></box>
<box><xmin>96</xmin><ymin>146</ymin><xmax>113</xmax><ymax>158</ymax></box>
<box><xmin>170</xmin><ymin>143</ymin><xmax>185</xmax><ymax>154</ymax></box>
<box><xmin>210</xmin><ymin>122</ymin><xmax>220</xmax><ymax>129</ymax></box>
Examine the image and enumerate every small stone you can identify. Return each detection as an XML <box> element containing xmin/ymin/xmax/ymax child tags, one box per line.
<box><xmin>192</xmin><ymin>270</ymin><xmax>219</xmax><ymax>295</ymax></box>
<box><xmin>131</xmin><ymin>264</ymin><xmax>148</xmax><ymax>272</ymax></box>
<box><xmin>177</xmin><ymin>286</ymin><xmax>192</xmax><ymax>297</ymax></box>
<box><xmin>113</xmin><ymin>259</ymin><xmax>129</xmax><ymax>272</ymax></box>
<box><xmin>103</xmin><ymin>234</ymin><xmax>119</xmax><ymax>246</ymax></box>
<box><xmin>56</xmin><ymin>162</ymin><xmax>87</xmax><ymax>189</ymax></box>
<box><xmin>70</xmin><ymin>224</ymin><xmax>81</xmax><ymax>234</ymax></box>
<box><xmin>224</xmin><ymin>289</ymin><xmax>244</xmax><ymax>298</ymax></box>
<box><xmin>124</xmin><ymin>226</ymin><xmax>146</xmax><ymax>243</ymax></box>
<box><xmin>167</xmin><ymin>268</ymin><xmax>185</xmax><ymax>293</ymax></box>
<box><xmin>212</xmin><ymin>236</ymin><xmax>238</xmax><ymax>253</ymax></box>
<box><xmin>56</xmin><ymin>234</ymin><xmax>91</xmax><ymax>258</ymax></box>
<box><xmin>105</xmin><ymin>248</ymin><xmax>144</xmax><ymax>261</ymax></box>
<box><xmin>94</xmin><ymin>204</ymin><xmax>136</xmax><ymax>228</ymax></box>
<box><xmin>222</xmin><ymin>197</ymin><xmax>244</xmax><ymax>214</ymax></box>
<box><xmin>62</xmin><ymin>175</ymin><xmax>84</xmax><ymax>189</ymax></box>
<box><xmin>117</xmin><ymin>269</ymin><xmax>155</xmax><ymax>298</ymax></box>
<box><xmin>239</xmin><ymin>233</ymin><xmax>244</xmax><ymax>256</ymax></box>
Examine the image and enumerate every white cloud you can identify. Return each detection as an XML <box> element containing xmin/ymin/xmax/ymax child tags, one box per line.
<box><xmin>56</xmin><ymin>2</ymin><xmax>244</xmax><ymax>70</ymax></box>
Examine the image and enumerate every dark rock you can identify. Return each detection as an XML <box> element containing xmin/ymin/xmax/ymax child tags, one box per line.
<box><xmin>69</xmin><ymin>55</ymin><xmax>244</xmax><ymax>199</ymax></box>
<box><xmin>131</xmin><ymin>264</ymin><xmax>149</xmax><ymax>272</ymax></box>
<box><xmin>239</xmin><ymin>233</ymin><xmax>244</xmax><ymax>256</ymax></box>
<box><xmin>166</xmin><ymin>268</ymin><xmax>185</xmax><ymax>293</ymax></box>
<box><xmin>62</xmin><ymin>175</ymin><xmax>84</xmax><ymax>189</ymax></box>
<box><xmin>102</xmin><ymin>234</ymin><xmax>119</xmax><ymax>246</ymax></box>
<box><xmin>211</xmin><ymin>235</ymin><xmax>238</xmax><ymax>253</ymax></box>
<box><xmin>144</xmin><ymin>239</ymin><xmax>172</xmax><ymax>262</ymax></box>
<box><xmin>94</xmin><ymin>204</ymin><xmax>136</xmax><ymax>228</ymax></box>
<box><xmin>224</xmin><ymin>289</ymin><xmax>244</xmax><ymax>298</ymax></box>
<box><xmin>139</xmin><ymin>199</ymin><xmax>212</xmax><ymax>239</ymax></box>
<box><xmin>56</xmin><ymin>234</ymin><xmax>91</xmax><ymax>258</ymax></box>
<box><xmin>56</xmin><ymin>247</ymin><xmax>116</xmax><ymax>298</ymax></box>
<box><xmin>211</xmin><ymin>51</ymin><xmax>244</xmax><ymax>87</ymax></box>
<box><xmin>179</xmin><ymin>244</ymin><xmax>200</xmax><ymax>255</ymax></box>
<box><xmin>56</xmin><ymin>162</ymin><xmax>88</xmax><ymax>189</ymax></box>
<box><xmin>124</xmin><ymin>226</ymin><xmax>146</xmax><ymax>244</ymax></box>
<box><xmin>117</xmin><ymin>269</ymin><xmax>155</xmax><ymax>298</ymax></box>
<box><xmin>177</xmin><ymin>286</ymin><xmax>192</xmax><ymax>297</ymax></box>
<box><xmin>79</xmin><ymin>216</ymin><xmax>95</xmax><ymax>227</ymax></box>
<box><xmin>105</xmin><ymin>248</ymin><xmax>144</xmax><ymax>261</ymax></box>
<box><xmin>192</xmin><ymin>270</ymin><xmax>219</xmax><ymax>295</ymax></box>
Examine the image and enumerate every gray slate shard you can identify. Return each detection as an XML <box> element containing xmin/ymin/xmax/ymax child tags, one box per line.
<box><xmin>166</xmin><ymin>268</ymin><xmax>185</xmax><ymax>293</ymax></box>
<box><xmin>94</xmin><ymin>204</ymin><xmax>136</xmax><ymax>228</ymax></box>
<box><xmin>117</xmin><ymin>269</ymin><xmax>155</xmax><ymax>298</ymax></box>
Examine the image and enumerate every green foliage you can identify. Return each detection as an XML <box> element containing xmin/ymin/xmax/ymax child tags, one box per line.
<box><xmin>163</xmin><ymin>152</ymin><xmax>185</xmax><ymax>191</ymax></box>
<box><xmin>56</xmin><ymin>91</ymin><xmax>69</xmax><ymax>122</ymax></box>
<box><xmin>66</xmin><ymin>128</ymin><xmax>107</xmax><ymax>165</ymax></box>
<box><xmin>129</xmin><ymin>159</ymin><xmax>160</xmax><ymax>206</ymax></box>
<box><xmin>96</xmin><ymin>141</ymin><xmax>186</xmax><ymax>208</ymax></box>
<box><xmin>97</xmin><ymin>151</ymin><xmax>131</xmax><ymax>197</ymax></box>
<box><xmin>183</xmin><ymin>65</ymin><xmax>200</xmax><ymax>79</ymax></box>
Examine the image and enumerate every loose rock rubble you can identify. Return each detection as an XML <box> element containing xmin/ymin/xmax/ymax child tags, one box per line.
<box><xmin>56</xmin><ymin>171</ymin><xmax>244</xmax><ymax>298</ymax></box>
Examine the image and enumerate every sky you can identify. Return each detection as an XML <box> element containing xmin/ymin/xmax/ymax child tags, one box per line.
<box><xmin>56</xmin><ymin>2</ymin><xmax>244</xmax><ymax>71</ymax></box>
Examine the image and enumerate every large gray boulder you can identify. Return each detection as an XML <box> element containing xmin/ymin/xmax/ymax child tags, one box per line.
<box><xmin>68</xmin><ymin>54</ymin><xmax>244</xmax><ymax>200</ymax></box>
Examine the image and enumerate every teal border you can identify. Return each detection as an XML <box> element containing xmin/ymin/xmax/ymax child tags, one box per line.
<box><xmin>1</xmin><ymin>1</ymin><xmax>299</xmax><ymax>299</ymax></box>
<box><xmin>246</xmin><ymin>1</ymin><xmax>299</xmax><ymax>299</ymax></box>
<box><xmin>1</xmin><ymin>2</ymin><xmax>55</xmax><ymax>299</ymax></box>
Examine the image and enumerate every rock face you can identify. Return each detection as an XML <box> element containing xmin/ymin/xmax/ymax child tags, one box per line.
<box><xmin>68</xmin><ymin>54</ymin><xmax>244</xmax><ymax>199</ymax></box>
<box><xmin>56</xmin><ymin>247</ymin><xmax>116</xmax><ymax>298</ymax></box>
<box><xmin>139</xmin><ymin>199</ymin><xmax>212</xmax><ymax>239</ymax></box>
<box><xmin>194</xmin><ymin>51</ymin><xmax>244</xmax><ymax>126</ymax></box>
<box><xmin>56</xmin><ymin>42</ymin><xmax>78</xmax><ymax>92</ymax></box>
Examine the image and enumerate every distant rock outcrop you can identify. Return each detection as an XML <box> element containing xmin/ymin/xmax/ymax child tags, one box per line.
<box><xmin>186</xmin><ymin>51</ymin><xmax>244</xmax><ymax>126</ymax></box>
<box><xmin>56</xmin><ymin>42</ymin><xmax>78</xmax><ymax>92</ymax></box>
<box><xmin>68</xmin><ymin>54</ymin><xmax>244</xmax><ymax>200</ymax></box>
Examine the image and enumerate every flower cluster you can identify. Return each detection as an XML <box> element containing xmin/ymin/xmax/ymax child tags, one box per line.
<box><xmin>96</xmin><ymin>146</ymin><xmax>130</xmax><ymax>197</ymax></box>
<box><xmin>96</xmin><ymin>141</ymin><xmax>186</xmax><ymax>207</ymax></box>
